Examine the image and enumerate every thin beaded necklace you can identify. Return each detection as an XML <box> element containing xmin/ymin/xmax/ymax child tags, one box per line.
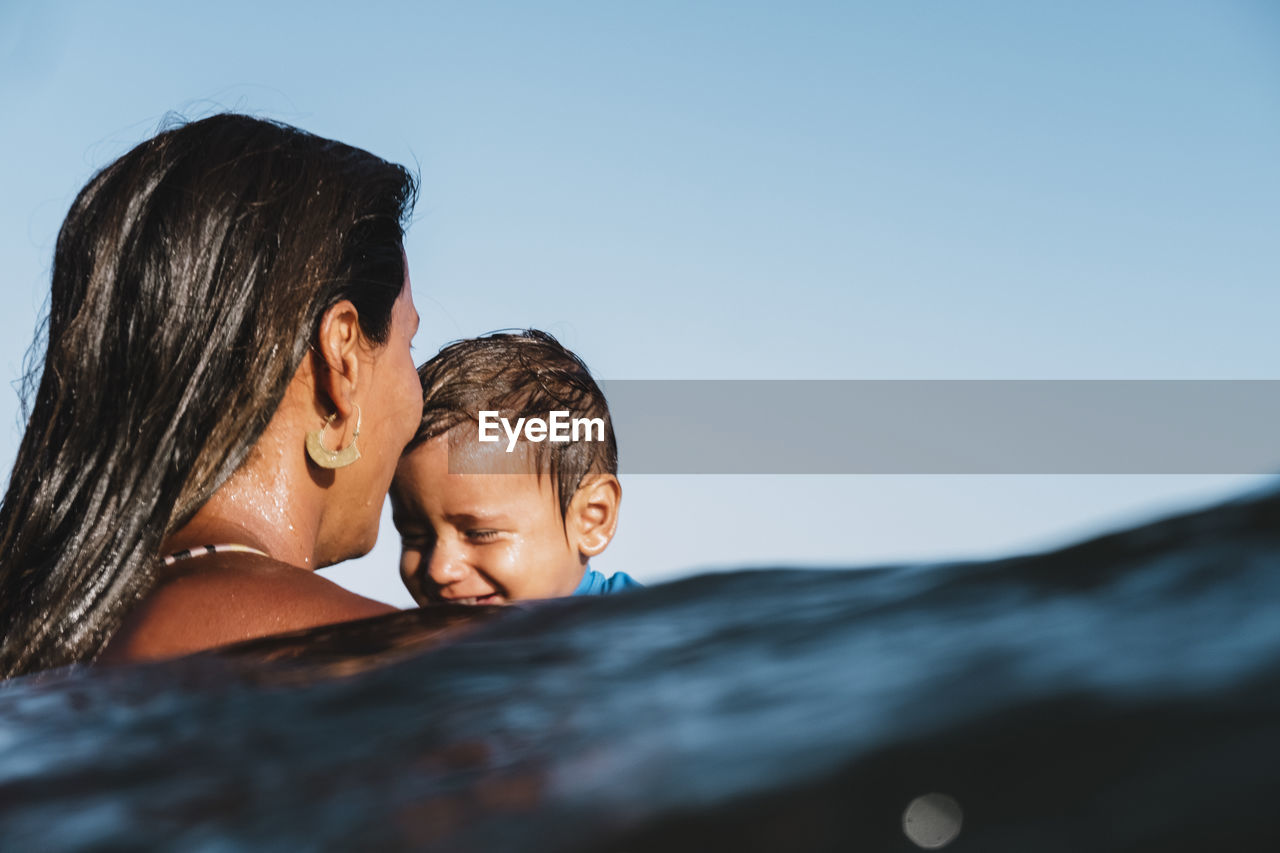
<box><xmin>161</xmin><ymin>543</ymin><xmax>270</xmax><ymax>568</ymax></box>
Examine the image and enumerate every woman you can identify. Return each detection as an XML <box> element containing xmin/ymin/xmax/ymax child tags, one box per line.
<box><xmin>0</xmin><ymin>114</ymin><xmax>421</xmax><ymax>677</ymax></box>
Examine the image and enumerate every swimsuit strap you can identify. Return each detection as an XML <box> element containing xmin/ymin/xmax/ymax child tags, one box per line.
<box><xmin>161</xmin><ymin>543</ymin><xmax>270</xmax><ymax>567</ymax></box>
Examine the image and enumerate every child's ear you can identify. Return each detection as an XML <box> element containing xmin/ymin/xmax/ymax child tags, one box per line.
<box><xmin>567</xmin><ymin>474</ymin><xmax>622</xmax><ymax>558</ymax></box>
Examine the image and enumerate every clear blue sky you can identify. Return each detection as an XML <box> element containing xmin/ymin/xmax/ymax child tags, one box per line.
<box><xmin>1</xmin><ymin>1</ymin><xmax>1277</xmax><ymax>605</ymax></box>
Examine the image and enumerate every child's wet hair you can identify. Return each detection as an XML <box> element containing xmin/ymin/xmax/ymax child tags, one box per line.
<box><xmin>408</xmin><ymin>330</ymin><xmax>617</xmax><ymax>520</ymax></box>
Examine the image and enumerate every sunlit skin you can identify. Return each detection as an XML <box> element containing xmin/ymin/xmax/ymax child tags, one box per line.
<box><xmin>103</xmin><ymin>266</ymin><xmax>422</xmax><ymax>662</ymax></box>
<box><xmin>391</xmin><ymin>431</ymin><xmax>621</xmax><ymax>605</ymax></box>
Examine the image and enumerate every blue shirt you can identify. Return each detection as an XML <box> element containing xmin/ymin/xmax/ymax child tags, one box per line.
<box><xmin>572</xmin><ymin>567</ymin><xmax>643</xmax><ymax>596</ymax></box>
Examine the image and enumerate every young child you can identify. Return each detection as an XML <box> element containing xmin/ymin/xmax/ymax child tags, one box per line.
<box><xmin>391</xmin><ymin>330</ymin><xmax>641</xmax><ymax>605</ymax></box>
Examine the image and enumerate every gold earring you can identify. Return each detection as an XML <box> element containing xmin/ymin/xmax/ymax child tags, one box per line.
<box><xmin>305</xmin><ymin>405</ymin><xmax>362</xmax><ymax>469</ymax></box>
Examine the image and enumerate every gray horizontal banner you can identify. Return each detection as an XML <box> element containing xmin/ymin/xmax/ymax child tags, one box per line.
<box><xmin>448</xmin><ymin>381</ymin><xmax>1280</xmax><ymax>475</ymax></box>
<box><xmin>604</xmin><ymin>380</ymin><xmax>1280</xmax><ymax>474</ymax></box>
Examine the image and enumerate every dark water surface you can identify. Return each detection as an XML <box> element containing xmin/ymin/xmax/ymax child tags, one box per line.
<box><xmin>2</xmin><ymin>487</ymin><xmax>1279</xmax><ymax>851</ymax></box>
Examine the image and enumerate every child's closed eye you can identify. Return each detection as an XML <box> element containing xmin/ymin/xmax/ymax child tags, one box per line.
<box><xmin>397</xmin><ymin>528</ymin><xmax>437</xmax><ymax>550</ymax></box>
<box><xmin>464</xmin><ymin>529</ymin><xmax>500</xmax><ymax>543</ymax></box>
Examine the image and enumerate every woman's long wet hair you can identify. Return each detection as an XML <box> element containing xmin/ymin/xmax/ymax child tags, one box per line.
<box><xmin>0</xmin><ymin>114</ymin><xmax>417</xmax><ymax>678</ymax></box>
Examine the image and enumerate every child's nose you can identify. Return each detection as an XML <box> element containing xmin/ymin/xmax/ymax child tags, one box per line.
<box><xmin>426</xmin><ymin>543</ymin><xmax>468</xmax><ymax>584</ymax></box>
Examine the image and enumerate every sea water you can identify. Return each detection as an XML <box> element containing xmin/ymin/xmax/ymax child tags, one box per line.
<box><xmin>1</xmin><ymin>487</ymin><xmax>1278</xmax><ymax>851</ymax></box>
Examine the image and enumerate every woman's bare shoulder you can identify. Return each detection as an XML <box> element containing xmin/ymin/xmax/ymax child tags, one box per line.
<box><xmin>101</xmin><ymin>559</ymin><xmax>397</xmax><ymax>664</ymax></box>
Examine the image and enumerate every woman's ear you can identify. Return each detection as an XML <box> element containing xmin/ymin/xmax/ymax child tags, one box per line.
<box><xmin>312</xmin><ymin>299</ymin><xmax>363</xmax><ymax>419</ymax></box>
<box><xmin>567</xmin><ymin>474</ymin><xmax>622</xmax><ymax>558</ymax></box>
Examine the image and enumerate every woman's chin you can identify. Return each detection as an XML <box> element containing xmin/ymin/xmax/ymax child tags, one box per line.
<box><xmin>315</xmin><ymin>533</ymin><xmax>378</xmax><ymax>569</ymax></box>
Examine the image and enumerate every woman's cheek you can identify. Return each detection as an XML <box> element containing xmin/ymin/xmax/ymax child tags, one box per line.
<box><xmin>397</xmin><ymin>368</ymin><xmax>424</xmax><ymax>445</ymax></box>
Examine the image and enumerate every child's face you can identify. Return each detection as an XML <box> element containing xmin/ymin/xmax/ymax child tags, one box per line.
<box><xmin>391</xmin><ymin>433</ymin><xmax>587</xmax><ymax>605</ymax></box>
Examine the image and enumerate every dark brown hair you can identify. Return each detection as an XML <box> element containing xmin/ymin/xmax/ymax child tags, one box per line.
<box><xmin>407</xmin><ymin>329</ymin><xmax>617</xmax><ymax>519</ymax></box>
<box><xmin>0</xmin><ymin>113</ymin><xmax>417</xmax><ymax>678</ymax></box>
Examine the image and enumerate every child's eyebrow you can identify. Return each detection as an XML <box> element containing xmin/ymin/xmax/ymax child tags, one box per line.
<box><xmin>444</xmin><ymin>511</ymin><xmax>510</xmax><ymax>526</ymax></box>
